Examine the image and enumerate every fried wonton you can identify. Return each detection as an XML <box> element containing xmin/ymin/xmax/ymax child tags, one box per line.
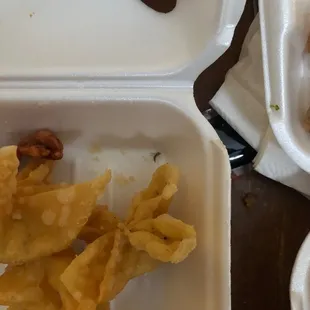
<box><xmin>0</xmin><ymin>252</ymin><xmax>77</xmax><ymax>310</ymax></box>
<box><xmin>126</xmin><ymin>163</ymin><xmax>180</xmax><ymax>228</ymax></box>
<box><xmin>0</xmin><ymin>158</ymin><xmax>196</xmax><ymax>310</ymax></box>
<box><xmin>78</xmin><ymin>206</ymin><xmax>119</xmax><ymax>244</ymax></box>
<box><xmin>0</xmin><ymin>146</ymin><xmax>111</xmax><ymax>264</ymax></box>
<box><xmin>61</xmin><ymin>229</ymin><xmax>158</xmax><ymax>305</ymax></box>
<box><xmin>61</xmin><ymin>164</ymin><xmax>194</xmax><ymax>306</ymax></box>
<box><xmin>126</xmin><ymin>214</ymin><xmax>196</xmax><ymax>263</ymax></box>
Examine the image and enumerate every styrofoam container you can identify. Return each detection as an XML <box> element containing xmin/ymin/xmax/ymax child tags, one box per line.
<box><xmin>0</xmin><ymin>1</ymin><xmax>245</xmax><ymax>309</ymax></box>
<box><xmin>260</xmin><ymin>0</ymin><xmax>310</xmax><ymax>173</ymax></box>
<box><xmin>290</xmin><ymin>232</ymin><xmax>310</xmax><ymax>310</ymax></box>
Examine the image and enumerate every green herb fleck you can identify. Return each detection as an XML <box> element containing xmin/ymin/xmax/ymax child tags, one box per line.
<box><xmin>270</xmin><ymin>104</ymin><xmax>280</xmax><ymax>111</ymax></box>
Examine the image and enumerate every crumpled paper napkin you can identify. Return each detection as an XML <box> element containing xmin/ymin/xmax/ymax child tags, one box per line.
<box><xmin>211</xmin><ymin>16</ymin><xmax>310</xmax><ymax>196</ymax></box>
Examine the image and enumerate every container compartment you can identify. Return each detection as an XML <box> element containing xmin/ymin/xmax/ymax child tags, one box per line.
<box><xmin>0</xmin><ymin>90</ymin><xmax>230</xmax><ymax>310</ymax></box>
<box><xmin>0</xmin><ymin>0</ymin><xmax>245</xmax><ymax>81</ymax></box>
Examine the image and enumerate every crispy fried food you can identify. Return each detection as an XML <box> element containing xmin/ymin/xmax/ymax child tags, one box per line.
<box><xmin>0</xmin><ymin>146</ymin><xmax>112</xmax><ymax>264</ymax></box>
<box><xmin>130</xmin><ymin>249</ymin><xmax>159</xmax><ymax>278</ymax></box>
<box><xmin>61</xmin><ymin>164</ymin><xmax>193</xmax><ymax>305</ymax></box>
<box><xmin>61</xmin><ymin>229</ymin><xmax>158</xmax><ymax>305</ymax></box>
<box><xmin>0</xmin><ymin>261</ymin><xmax>45</xmax><ymax>306</ymax></box>
<box><xmin>15</xmin><ymin>159</ymin><xmax>70</xmax><ymax>207</ymax></box>
<box><xmin>0</xmin><ymin>146</ymin><xmax>19</xmax><ymax>218</ymax></box>
<box><xmin>97</xmin><ymin>304</ymin><xmax>110</xmax><ymax>310</ymax></box>
<box><xmin>123</xmin><ymin>164</ymin><xmax>195</xmax><ymax>264</ymax></box>
<box><xmin>126</xmin><ymin>163</ymin><xmax>180</xmax><ymax>228</ymax></box>
<box><xmin>98</xmin><ymin>229</ymin><xmax>136</xmax><ymax>302</ymax></box>
<box><xmin>15</xmin><ymin>160</ymin><xmax>62</xmax><ymax>198</ymax></box>
<box><xmin>45</xmin><ymin>252</ymin><xmax>79</xmax><ymax>310</ymax></box>
<box><xmin>16</xmin><ymin>183</ymin><xmax>69</xmax><ymax>198</ymax></box>
<box><xmin>78</xmin><ymin>206</ymin><xmax>119</xmax><ymax>243</ymax></box>
<box><xmin>17</xmin><ymin>160</ymin><xmax>54</xmax><ymax>184</ymax></box>
<box><xmin>16</xmin><ymin>158</ymin><xmax>62</xmax><ymax>198</ymax></box>
<box><xmin>126</xmin><ymin>214</ymin><xmax>196</xmax><ymax>263</ymax></box>
<box><xmin>61</xmin><ymin>232</ymin><xmax>115</xmax><ymax>304</ymax></box>
<box><xmin>87</xmin><ymin>206</ymin><xmax>119</xmax><ymax>235</ymax></box>
<box><xmin>0</xmin><ymin>157</ymin><xmax>196</xmax><ymax>309</ymax></box>
<box><xmin>98</xmin><ymin>230</ymin><xmax>158</xmax><ymax>303</ymax></box>
<box><xmin>17</xmin><ymin>130</ymin><xmax>63</xmax><ymax>160</ymax></box>
<box><xmin>0</xmin><ymin>252</ymin><xmax>77</xmax><ymax>310</ymax></box>
<box><xmin>17</xmin><ymin>159</ymin><xmax>49</xmax><ymax>181</ymax></box>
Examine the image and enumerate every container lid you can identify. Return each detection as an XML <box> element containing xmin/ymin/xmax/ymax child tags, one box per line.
<box><xmin>0</xmin><ymin>0</ymin><xmax>245</xmax><ymax>87</ymax></box>
<box><xmin>290</xmin><ymin>231</ymin><xmax>310</xmax><ymax>310</ymax></box>
<box><xmin>260</xmin><ymin>0</ymin><xmax>310</xmax><ymax>173</ymax></box>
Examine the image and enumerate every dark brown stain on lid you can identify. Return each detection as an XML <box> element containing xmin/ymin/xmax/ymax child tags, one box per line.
<box><xmin>140</xmin><ymin>0</ymin><xmax>177</xmax><ymax>13</ymax></box>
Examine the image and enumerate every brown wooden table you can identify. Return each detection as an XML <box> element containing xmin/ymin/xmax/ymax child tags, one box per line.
<box><xmin>193</xmin><ymin>1</ymin><xmax>310</xmax><ymax>309</ymax></box>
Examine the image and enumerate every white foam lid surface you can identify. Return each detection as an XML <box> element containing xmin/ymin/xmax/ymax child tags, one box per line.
<box><xmin>291</xmin><ymin>232</ymin><xmax>310</xmax><ymax>310</ymax></box>
<box><xmin>0</xmin><ymin>0</ymin><xmax>244</xmax><ymax>83</ymax></box>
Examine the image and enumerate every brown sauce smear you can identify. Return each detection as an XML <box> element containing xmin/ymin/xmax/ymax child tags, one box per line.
<box><xmin>140</xmin><ymin>0</ymin><xmax>177</xmax><ymax>13</ymax></box>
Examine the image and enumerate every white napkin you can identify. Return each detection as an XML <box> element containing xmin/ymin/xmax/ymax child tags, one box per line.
<box><xmin>211</xmin><ymin>16</ymin><xmax>310</xmax><ymax>196</ymax></box>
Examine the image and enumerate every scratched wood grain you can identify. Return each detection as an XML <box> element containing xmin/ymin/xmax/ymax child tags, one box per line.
<box><xmin>231</xmin><ymin>171</ymin><xmax>310</xmax><ymax>310</ymax></box>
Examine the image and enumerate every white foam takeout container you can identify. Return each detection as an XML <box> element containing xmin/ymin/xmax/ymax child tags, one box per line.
<box><xmin>290</xmin><ymin>232</ymin><xmax>310</xmax><ymax>310</ymax></box>
<box><xmin>0</xmin><ymin>0</ymin><xmax>245</xmax><ymax>309</ymax></box>
<box><xmin>260</xmin><ymin>0</ymin><xmax>310</xmax><ymax>173</ymax></box>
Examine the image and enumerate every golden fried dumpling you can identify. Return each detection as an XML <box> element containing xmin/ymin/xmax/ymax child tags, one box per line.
<box><xmin>126</xmin><ymin>214</ymin><xmax>196</xmax><ymax>263</ymax></box>
<box><xmin>0</xmin><ymin>146</ymin><xmax>112</xmax><ymax>264</ymax></box>
<box><xmin>78</xmin><ymin>206</ymin><xmax>119</xmax><ymax>243</ymax></box>
<box><xmin>61</xmin><ymin>229</ymin><xmax>158</xmax><ymax>305</ymax></box>
<box><xmin>0</xmin><ymin>252</ymin><xmax>77</xmax><ymax>310</ymax></box>
<box><xmin>126</xmin><ymin>164</ymin><xmax>180</xmax><ymax>228</ymax></box>
<box><xmin>61</xmin><ymin>232</ymin><xmax>115</xmax><ymax>305</ymax></box>
<box><xmin>17</xmin><ymin>160</ymin><xmax>54</xmax><ymax>186</ymax></box>
<box><xmin>0</xmin><ymin>146</ymin><xmax>19</xmax><ymax>218</ymax></box>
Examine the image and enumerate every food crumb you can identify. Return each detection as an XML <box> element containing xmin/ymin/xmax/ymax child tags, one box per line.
<box><xmin>29</xmin><ymin>12</ymin><xmax>35</xmax><ymax>18</ymax></box>
<box><xmin>114</xmin><ymin>173</ymin><xmax>136</xmax><ymax>186</ymax></box>
<box><xmin>92</xmin><ymin>156</ymin><xmax>100</xmax><ymax>162</ymax></box>
<box><xmin>242</xmin><ymin>192</ymin><xmax>257</xmax><ymax>208</ymax></box>
<box><xmin>88</xmin><ymin>142</ymin><xmax>103</xmax><ymax>154</ymax></box>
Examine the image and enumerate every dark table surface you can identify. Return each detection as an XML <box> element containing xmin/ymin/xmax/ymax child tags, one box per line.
<box><xmin>193</xmin><ymin>1</ymin><xmax>310</xmax><ymax>309</ymax></box>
